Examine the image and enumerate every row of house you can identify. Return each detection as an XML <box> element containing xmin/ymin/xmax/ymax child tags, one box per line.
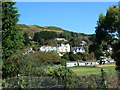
<box><xmin>25</xmin><ymin>38</ymin><xmax>113</xmax><ymax>57</ymax></box>
<box><xmin>23</xmin><ymin>38</ymin><xmax>87</xmax><ymax>56</ymax></box>
<box><xmin>66</xmin><ymin>57</ymin><xmax>115</xmax><ymax>67</ymax></box>
<box><xmin>39</xmin><ymin>46</ymin><xmax>57</xmax><ymax>52</ymax></box>
<box><xmin>66</xmin><ymin>61</ymin><xmax>99</xmax><ymax>67</ymax></box>
<box><xmin>39</xmin><ymin>38</ymin><xmax>87</xmax><ymax>56</ymax></box>
<box><xmin>39</xmin><ymin>43</ymin><xmax>86</xmax><ymax>56</ymax></box>
<box><xmin>71</xmin><ymin>47</ymin><xmax>85</xmax><ymax>54</ymax></box>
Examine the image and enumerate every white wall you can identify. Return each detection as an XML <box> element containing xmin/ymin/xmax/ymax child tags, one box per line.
<box><xmin>66</xmin><ymin>62</ymin><xmax>77</xmax><ymax>67</ymax></box>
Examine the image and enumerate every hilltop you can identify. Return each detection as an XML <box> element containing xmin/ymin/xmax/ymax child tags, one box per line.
<box><xmin>17</xmin><ymin>24</ymin><xmax>66</xmax><ymax>37</ymax></box>
<box><xmin>17</xmin><ymin>24</ymin><xmax>93</xmax><ymax>39</ymax></box>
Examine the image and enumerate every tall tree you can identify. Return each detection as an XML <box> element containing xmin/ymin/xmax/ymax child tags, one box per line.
<box><xmin>95</xmin><ymin>5</ymin><xmax>120</xmax><ymax>69</ymax></box>
<box><xmin>2</xmin><ymin>2</ymin><xmax>24</xmax><ymax>59</ymax></box>
<box><xmin>2</xmin><ymin>2</ymin><xmax>24</xmax><ymax>78</ymax></box>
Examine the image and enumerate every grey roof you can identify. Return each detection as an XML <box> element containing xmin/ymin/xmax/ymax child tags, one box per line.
<box><xmin>79</xmin><ymin>61</ymin><xmax>97</xmax><ymax>63</ymax></box>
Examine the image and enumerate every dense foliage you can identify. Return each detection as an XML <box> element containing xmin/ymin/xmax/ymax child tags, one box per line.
<box><xmin>2</xmin><ymin>2</ymin><xmax>120</xmax><ymax>89</ymax></box>
<box><xmin>2</xmin><ymin>51</ymin><xmax>61</xmax><ymax>77</ymax></box>
<box><xmin>59</xmin><ymin>32</ymin><xmax>72</xmax><ymax>40</ymax></box>
<box><xmin>94</xmin><ymin>5</ymin><xmax>120</xmax><ymax>69</ymax></box>
<box><xmin>33</xmin><ymin>31</ymin><xmax>57</xmax><ymax>45</ymax></box>
<box><xmin>62</xmin><ymin>52</ymin><xmax>95</xmax><ymax>61</ymax></box>
<box><xmin>2</xmin><ymin>2</ymin><xmax>24</xmax><ymax>78</ymax></box>
<box><xmin>23</xmin><ymin>33</ymin><xmax>31</xmax><ymax>46</ymax></box>
<box><xmin>2</xmin><ymin>2</ymin><xmax>24</xmax><ymax>59</ymax></box>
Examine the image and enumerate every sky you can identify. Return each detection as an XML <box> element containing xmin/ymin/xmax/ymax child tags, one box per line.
<box><xmin>15</xmin><ymin>2</ymin><xmax>119</xmax><ymax>34</ymax></box>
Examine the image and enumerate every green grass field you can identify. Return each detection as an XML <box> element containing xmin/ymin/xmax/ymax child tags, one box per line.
<box><xmin>68</xmin><ymin>65</ymin><xmax>115</xmax><ymax>76</ymax></box>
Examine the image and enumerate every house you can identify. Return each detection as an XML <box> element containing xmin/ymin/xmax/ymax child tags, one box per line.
<box><xmin>66</xmin><ymin>60</ymin><xmax>99</xmax><ymax>67</ymax></box>
<box><xmin>23</xmin><ymin>48</ymin><xmax>35</xmax><ymax>55</ymax></box>
<box><xmin>39</xmin><ymin>46</ymin><xmax>57</xmax><ymax>52</ymax></box>
<box><xmin>78</xmin><ymin>61</ymin><xmax>99</xmax><ymax>66</ymax></box>
<box><xmin>57</xmin><ymin>44</ymin><xmax>70</xmax><ymax>56</ymax></box>
<box><xmin>57</xmin><ymin>44</ymin><xmax>70</xmax><ymax>53</ymax></box>
<box><xmin>66</xmin><ymin>61</ymin><xmax>78</xmax><ymax>67</ymax></box>
<box><xmin>81</xmin><ymin>41</ymin><xmax>87</xmax><ymax>46</ymax></box>
<box><xmin>71</xmin><ymin>47</ymin><xmax>85</xmax><ymax>54</ymax></box>
<box><xmin>55</xmin><ymin>38</ymin><xmax>67</xmax><ymax>41</ymax></box>
<box><xmin>39</xmin><ymin>44</ymin><xmax>70</xmax><ymax>56</ymax></box>
<box><xmin>98</xmin><ymin>56</ymin><xmax>115</xmax><ymax>64</ymax></box>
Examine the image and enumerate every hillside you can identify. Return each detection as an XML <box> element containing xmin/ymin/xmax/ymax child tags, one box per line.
<box><xmin>17</xmin><ymin>24</ymin><xmax>66</xmax><ymax>37</ymax></box>
<box><xmin>17</xmin><ymin>24</ymin><xmax>93</xmax><ymax>39</ymax></box>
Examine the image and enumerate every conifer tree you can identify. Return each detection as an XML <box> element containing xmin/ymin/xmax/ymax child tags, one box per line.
<box><xmin>2</xmin><ymin>2</ymin><xmax>24</xmax><ymax>59</ymax></box>
<box><xmin>2</xmin><ymin>2</ymin><xmax>24</xmax><ymax>78</ymax></box>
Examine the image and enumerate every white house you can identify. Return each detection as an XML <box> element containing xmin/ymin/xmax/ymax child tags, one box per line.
<box><xmin>99</xmin><ymin>56</ymin><xmax>115</xmax><ymax>64</ymax></box>
<box><xmin>55</xmin><ymin>38</ymin><xmax>67</xmax><ymax>41</ymax></box>
<box><xmin>57</xmin><ymin>44</ymin><xmax>70</xmax><ymax>53</ymax></box>
<box><xmin>66</xmin><ymin>60</ymin><xmax>99</xmax><ymax>67</ymax></box>
<box><xmin>39</xmin><ymin>46</ymin><xmax>57</xmax><ymax>52</ymax></box>
<box><xmin>66</xmin><ymin>61</ymin><xmax>78</xmax><ymax>67</ymax></box>
<box><xmin>78</xmin><ymin>61</ymin><xmax>99</xmax><ymax>66</ymax></box>
<box><xmin>56</xmin><ymin>44</ymin><xmax>70</xmax><ymax>56</ymax></box>
<box><xmin>71</xmin><ymin>47</ymin><xmax>85</xmax><ymax>54</ymax></box>
<box><xmin>23</xmin><ymin>48</ymin><xmax>35</xmax><ymax>55</ymax></box>
<box><xmin>81</xmin><ymin>41</ymin><xmax>87</xmax><ymax>46</ymax></box>
<box><xmin>39</xmin><ymin>44</ymin><xmax>70</xmax><ymax>56</ymax></box>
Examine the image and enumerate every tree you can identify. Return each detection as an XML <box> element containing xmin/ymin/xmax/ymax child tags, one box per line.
<box><xmin>89</xmin><ymin>43</ymin><xmax>104</xmax><ymax>59</ymax></box>
<box><xmin>39</xmin><ymin>31</ymin><xmax>57</xmax><ymax>40</ymax></box>
<box><xmin>99</xmin><ymin>69</ymin><xmax>107</xmax><ymax>88</ymax></box>
<box><xmin>51</xmin><ymin>65</ymin><xmax>82</xmax><ymax>88</ymax></box>
<box><xmin>112</xmin><ymin>39</ymin><xmax>120</xmax><ymax>70</ymax></box>
<box><xmin>59</xmin><ymin>32</ymin><xmax>72</xmax><ymax>40</ymax></box>
<box><xmin>33</xmin><ymin>31</ymin><xmax>57</xmax><ymax>43</ymax></box>
<box><xmin>2</xmin><ymin>2</ymin><xmax>24</xmax><ymax>59</ymax></box>
<box><xmin>69</xmin><ymin>52</ymin><xmax>81</xmax><ymax>61</ymax></box>
<box><xmin>2</xmin><ymin>2</ymin><xmax>24</xmax><ymax>78</ymax></box>
<box><xmin>95</xmin><ymin>5</ymin><xmax>120</xmax><ymax>68</ymax></box>
<box><xmin>23</xmin><ymin>33</ymin><xmax>31</xmax><ymax>46</ymax></box>
<box><xmin>69</xmin><ymin>38</ymin><xmax>82</xmax><ymax>47</ymax></box>
<box><xmin>33</xmin><ymin>32</ymin><xmax>40</xmax><ymax>42</ymax></box>
<box><xmin>61</xmin><ymin>53</ymin><xmax>69</xmax><ymax>61</ymax></box>
<box><xmin>96</xmin><ymin>6</ymin><xmax>120</xmax><ymax>41</ymax></box>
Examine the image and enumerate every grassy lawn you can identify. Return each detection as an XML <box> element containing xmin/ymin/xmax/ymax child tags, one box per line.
<box><xmin>68</xmin><ymin>65</ymin><xmax>115</xmax><ymax>76</ymax></box>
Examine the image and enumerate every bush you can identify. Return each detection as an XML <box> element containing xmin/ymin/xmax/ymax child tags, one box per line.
<box><xmin>45</xmin><ymin>65</ymin><xmax>83</xmax><ymax>88</ymax></box>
